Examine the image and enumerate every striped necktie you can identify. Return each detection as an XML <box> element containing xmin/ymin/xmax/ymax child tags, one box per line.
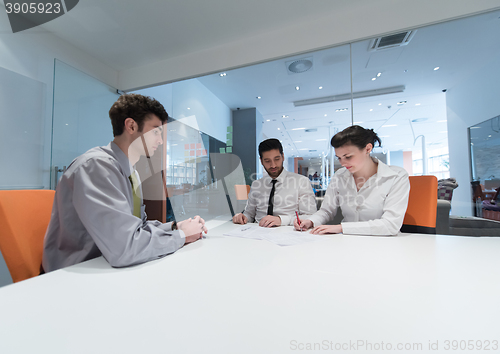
<box><xmin>128</xmin><ymin>171</ymin><xmax>141</xmax><ymax>218</ymax></box>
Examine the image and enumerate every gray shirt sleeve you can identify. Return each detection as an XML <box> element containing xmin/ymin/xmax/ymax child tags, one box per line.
<box><xmin>72</xmin><ymin>157</ymin><xmax>185</xmax><ymax>268</ymax></box>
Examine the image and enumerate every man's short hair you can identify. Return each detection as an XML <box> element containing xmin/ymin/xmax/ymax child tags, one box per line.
<box><xmin>258</xmin><ymin>138</ymin><xmax>283</xmax><ymax>158</ymax></box>
<box><xmin>109</xmin><ymin>94</ymin><xmax>170</xmax><ymax>137</ymax></box>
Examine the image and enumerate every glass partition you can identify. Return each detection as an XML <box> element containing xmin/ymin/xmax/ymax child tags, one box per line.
<box><xmin>131</xmin><ymin>9</ymin><xmax>500</xmax><ymax>234</ymax></box>
<box><xmin>0</xmin><ymin>66</ymin><xmax>46</xmax><ymax>189</ymax></box>
<box><xmin>51</xmin><ymin>60</ymin><xmax>119</xmax><ymax>188</ymax></box>
<box><xmin>469</xmin><ymin>115</ymin><xmax>500</xmax><ymax>221</ymax></box>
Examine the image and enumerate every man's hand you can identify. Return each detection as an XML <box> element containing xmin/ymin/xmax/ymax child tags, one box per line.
<box><xmin>178</xmin><ymin>215</ymin><xmax>208</xmax><ymax>244</ymax></box>
<box><xmin>310</xmin><ymin>224</ymin><xmax>342</xmax><ymax>235</ymax></box>
<box><xmin>294</xmin><ymin>218</ymin><xmax>313</xmax><ymax>231</ymax></box>
<box><xmin>232</xmin><ymin>213</ymin><xmax>248</xmax><ymax>224</ymax></box>
<box><xmin>259</xmin><ymin>215</ymin><xmax>281</xmax><ymax>228</ymax></box>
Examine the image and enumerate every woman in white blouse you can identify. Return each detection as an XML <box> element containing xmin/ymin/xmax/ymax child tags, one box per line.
<box><xmin>294</xmin><ymin>125</ymin><xmax>410</xmax><ymax>235</ymax></box>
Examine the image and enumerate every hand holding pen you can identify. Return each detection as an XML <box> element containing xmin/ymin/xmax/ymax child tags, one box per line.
<box><xmin>293</xmin><ymin>213</ymin><xmax>314</xmax><ymax>232</ymax></box>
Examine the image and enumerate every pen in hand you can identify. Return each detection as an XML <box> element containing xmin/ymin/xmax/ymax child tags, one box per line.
<box><xmin>295</xmin><ymin>211</ymin><xmax>302</xmax><ymax>232</ymax></box>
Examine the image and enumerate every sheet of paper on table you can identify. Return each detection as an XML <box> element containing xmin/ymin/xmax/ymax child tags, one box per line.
<box><xmin>223</xmin><ymin>225</ymin><xmax>327</xmax><ymax>246</ymax></box>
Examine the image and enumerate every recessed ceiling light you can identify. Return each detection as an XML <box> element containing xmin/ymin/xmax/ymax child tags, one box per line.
<box><xmin>266</xmin><ymin>119</ymin><xmax>270</xmax><ymax>122</ymax></box>
<box><xmin>372</xmin><ymin>78</ymin><xmax>376</xmax><ymax>81</ymax></box>
<box><xmin>65</xmin><ymin>123</ymin><xmax>69</xmax><ymax>126</ymax></box>
<box><xmin>382</xmin><ymin>124</ymin><xmax>397</xmax><ymax>127</ymax></box>
<box><xmin>292</xmin><ymin>128</ymin><xmax>306</xmax><ymax>130</ymax></box>
<box><xmin>415</xmin><ymin>103</ymin><xmax>421</xmax><ymax>106</ymax></box>
<box><xmin>488</xmin><ymin>135</ymin><xmax>492</xmax><ymax>138</ymax></box>
<box><xmin>377</xmin><ymin>73</ymin><xmax>382</xmax><ymax>77</ymax></box>
<box><xmin>256</xmin><ymin>96</ymin><xmax>261</xmax><ymax>99</ymax></box>
<box><xmin>277</xmin><ymin>128</ymin><xmax>280</xmax><ymax>130</ymax></box>
<box><xmin>282</xmin><ymin>115</ymin><xmax>289</xmax><ymax>118</ymax></box>
<box><xmin>434</xmin><ymin>67</ymin><xmax>440</xmax><ymax>71</ymax></box>
<box><xmin>219</xmin><ymin>73</ymin><xmax>226</xmax><ymax>77</ymax></box>
<box><xmin>295</xmin><ymin>86</ymin><xmax>300</xmax><ymax>91</ymax></box>
<box><xmin>397</xmin><ymin>101</ymin><xmax>407</xmax><ymax>105</ymax></box>
<box><xmin>378</xmin><ymin>103</ymin><xmax>382</xmax><ymax>106</ymax></box>
<box><xmin>319</xmin><ymin>86</ymin><xmax>323</xmax><ymax>90</ymax></box>
<box><xmin>324</xmin><ymin>114</ymin><xmax>327</xmax><ymax>117</ymax></box>
<box><xmin>369</xmin><ymin>109</ymin><xmax>373</xmax><ymax>112</ymax></box>
<box><xmin>187</xmin><ymin>107</ymin><xmax>190</xmax><ymax>110</ymax></box>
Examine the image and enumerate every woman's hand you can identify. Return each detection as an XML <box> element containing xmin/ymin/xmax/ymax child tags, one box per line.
<box><xmin>294</xmin><ymin>218</ymin><xmax>313</xmax><ymax>231</ymax></box>
<box><xmin>310</xmin><ymin>224</ymin><xmax>342</xmax><ymax>235</ymax></box>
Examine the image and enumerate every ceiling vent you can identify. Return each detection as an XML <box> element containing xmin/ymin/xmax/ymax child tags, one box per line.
<box><xmin>286</xmin><ymin>57</ymin><xmax>313</xmax><ymax>74</ymax></box>
<box><xmin>369</xmin><ymin>30</ymin><xmax>416</xmax><ymax>51</ymax></box>
<box><xmin>305</xmin><ymin>128</ymin><xmax>317</xmax><ymax>133</ymax></box>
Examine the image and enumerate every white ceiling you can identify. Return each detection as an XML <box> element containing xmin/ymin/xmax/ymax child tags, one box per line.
<box><xmin>195</xmin><ymin>10</ymin><xmax>500</xmax><ymax>162</ymax></box>
<box><xmin>31</xmin><ymin>0</ymin><xmax>354</xmax><ymax>71</ymax></box>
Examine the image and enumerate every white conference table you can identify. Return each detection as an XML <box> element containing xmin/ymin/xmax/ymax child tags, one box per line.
<box><xmin>1</xmin><ymin>220</ymin><xmax>500</xmax><ymax>354</ymax></box>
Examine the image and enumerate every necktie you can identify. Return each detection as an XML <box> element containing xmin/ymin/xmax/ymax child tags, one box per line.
<box><xmin>267</xmin><ymin>179</ymin><xmax>277</xmax><ymax>215</ymax></box>
<box><xmin>128</xmin><ymin>171</ymin><xmax>141</xmax><ymax>218</ymax></box>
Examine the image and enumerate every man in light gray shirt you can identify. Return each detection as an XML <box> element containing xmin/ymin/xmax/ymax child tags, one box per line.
<box><xmin>43</xmin><ymin>94</ymin><xmax>207</xmax><ymax>272</ymax></box>
<box><xmin>232</xmin><ymin>139</ymin><xmax>317</xmax><ymax>227</ymax></box>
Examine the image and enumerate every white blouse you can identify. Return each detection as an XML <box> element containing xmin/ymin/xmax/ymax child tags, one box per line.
<box><xmin>307</xmin><ymin>158</ymin><xmax>410</xmax><ymax>235</ymax></box>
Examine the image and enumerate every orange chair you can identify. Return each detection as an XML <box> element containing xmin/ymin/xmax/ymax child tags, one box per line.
<box><xmin>234</xmin><ymin>185</ymin><xmax>251</xmax><ymax>214</ymax></box>
<box><xmin>0</xmin><ymin>190</ymin><xmax>55</xmax><ymax>283</ymax></box>
<box><xmin>401</xmin><ymin>176</ymin><xmax>438</xmax><ymax>234</ymax></box>
<box><xmin>234</xmin><ymin>184</ymin><xmax>251</xmax><ymax>200</ymax></box>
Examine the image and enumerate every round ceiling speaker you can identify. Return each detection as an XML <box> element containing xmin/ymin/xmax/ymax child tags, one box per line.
<box><xmin>288</xmin><ymin>59</ymin><xmax>313</xmax><ymax>73</ymax></box>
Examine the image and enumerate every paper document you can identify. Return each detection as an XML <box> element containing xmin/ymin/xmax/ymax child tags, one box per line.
<box><xmin>224</xmin><ymin>225</ymin><xmax>327</xmax><ymax>246</ymax></box>
<box><xmin>223</xmin><ymin>224</ymin><xmax>264</xmax><ymax>240</ymax></box>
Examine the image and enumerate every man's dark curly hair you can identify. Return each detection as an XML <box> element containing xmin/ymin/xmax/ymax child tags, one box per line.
<box><xmin>109</xmin><ymin>94</ymin><xmax>170</xmax><ymax>136</ymax></box>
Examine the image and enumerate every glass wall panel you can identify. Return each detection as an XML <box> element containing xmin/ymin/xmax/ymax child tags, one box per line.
<box><xmin>0</xmin><ymin>66</ymin><xmax>46</xmax><ymax>189</ymax></box>
<box><xmin>197</xmin><ymin>44</ymin><xmax>352</xmax><ymax>193</ymax></box>
<box><xmin>51</xmin><ymin>60</ymin><xmax>119</xmax><ymax>188</ymax></box>
<box><xmin>133</xmin><ymin>80</ymin><xmax>240</xmax><ymax>222</ymax></box>
<box><xmin>349</xmin><ymin>10</ymin><xmax>500</xmax><ymax>235</ymax></box>
<box><xmin>131</xmin><ymin>9</ymin><xmax>500</xmax><ymax>234</ymax></box>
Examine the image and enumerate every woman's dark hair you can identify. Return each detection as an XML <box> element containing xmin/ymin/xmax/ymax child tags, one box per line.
<box><xmin>109</xmin><ymin>94</ymin><xmax>170</xmax><ymax>136</ymax></box>
<box><xmin>330</xmin><ymin>125</ymin><xmax>382</xmax><ymax>150</ymax></box>
<box><xmin>258</xmin><ymin>138</ymin><xmax>283</xmax><ymax>158</ymax></box>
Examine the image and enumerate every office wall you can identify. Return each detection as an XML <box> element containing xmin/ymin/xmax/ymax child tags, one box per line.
<box><xmin>447</xmin><ymin>52</ymin><xmax>500</xmax><ymax>216</ymax></box>
<box><xmin>118</xmin><ymin>1</ymin><xmax>500</xmax><ymax>90</ymax></box>
<box><xmin>0</xmin><ymin>18</ymin><xmax>118</xmax><ymax>188</ymax></box>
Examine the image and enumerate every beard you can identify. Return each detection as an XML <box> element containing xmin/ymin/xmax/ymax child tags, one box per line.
<box><xmin>265</xmin><ymin>165</ymin><xmax>283</xmax><ymax>179</ymax></box>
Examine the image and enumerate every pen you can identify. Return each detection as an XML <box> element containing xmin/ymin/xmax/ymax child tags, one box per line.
<box><xmin>295</xmin><ymin>211</ymin><xmax>302</xmax><ymax>232</ymax></box>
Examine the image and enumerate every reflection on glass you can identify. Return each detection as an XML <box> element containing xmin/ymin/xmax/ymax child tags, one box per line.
<box><xmin>164</xmin><ymin>120</ymin><xmax>245</xmax><ymax>222</ymax></box>
<box><xmin>469</xmin><ymin>115</ymin><xmax>500</xmax><ymax>221</ymax></box>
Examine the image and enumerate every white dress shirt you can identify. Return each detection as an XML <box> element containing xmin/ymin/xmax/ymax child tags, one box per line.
<box><xmin>307</xmin><ymin>158</ymin><xmax>410</xmax><ymax>235</ymax></box>
<box><xmin>43</xmin><ymin>142</ymin><xmax>185</xmax><ymax>272</ymax></box>
<box><xmin>243</xmin><ymin>169</ymin><xmax>317</xmax><ymax>225</ymax></box>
